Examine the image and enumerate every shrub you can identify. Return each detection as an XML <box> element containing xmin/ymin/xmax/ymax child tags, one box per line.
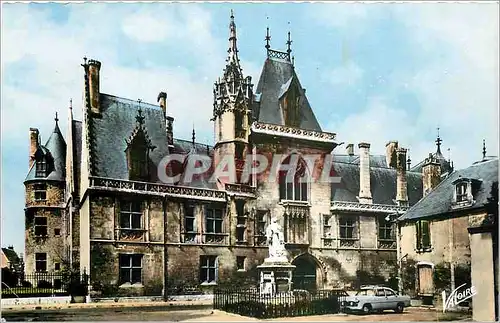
<box><xmin>37</xmin><ymin>280</ymin><xmax>52</xmax><ymax>288</ymax></box>
<box><xmin>21</xmin><ymin>280</ymin><xmax>32</xmax><ymax>287</ymax></box>
<box><xmin>434</xmin><ymin>262</ymin><xmax>451</xmax><ymax>292</ymax></box>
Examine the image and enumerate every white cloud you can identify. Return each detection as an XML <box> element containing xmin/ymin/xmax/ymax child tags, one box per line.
<box><xmin>321</xmin><ymin>3</ymin><xmax>498</xmax><ymax>169</ymax></box>
<box><xmin>324</xmin><ymin>61</ymin><xmax>364</xmax><ymax>86</ymax></box>
<box><xmin>122</xmin><ymin>12</ymin><xmax>174</xmax><ymax>42</ymax></box>
<box><xmin>309</xmin><ymin>3</ymin><xmax>370</xmax><ymax>29</ymax></box>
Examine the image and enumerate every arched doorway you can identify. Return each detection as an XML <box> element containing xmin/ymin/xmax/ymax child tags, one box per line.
<box><xmin>292</xmin><ymin>254</ymin><xmax>318</xmax><ymax>291</ymax></box>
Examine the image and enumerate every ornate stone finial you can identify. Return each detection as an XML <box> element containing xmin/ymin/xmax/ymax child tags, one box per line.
<box><xmin>436</xmin><ymin>127</ymin><xmax>442</xmax><ymax>154</ymax></box>
<box><xmin>483</xmin><ymin>139</ymin><xmax>487</xmax><ymax>159</ymax></box>
<box><xmin>192</xmin><ymin>124</ymin><xmax>196</xmax><ymax>146</ymax></box>
<box><xmin>265</xmin><ymin>26</ymin><xmax>271</xmax><ymax>50</ymax></box>
<box><xmin>83</xmin><ymin>56</ymin><xmax>87</xmax><ymax>64</ymax></box>
<box><xmin>286</xmin><ymin>30</ymin><xmax>292</xmax><ymax>58</ymax></box>
<box><xmin>69</xmin><ymin>98</ymin><xmax>73</xmax><ymax>110</ymax></box>
<box><xmin>55</xmin><ymin>112</ymin><xmax>59</xmax><ymax>124</ymax></box>
<box><xmin>407</xmin><ymin>149</ymin><xmax>411</xmax><ymax>170</ymax></box>
<box><xmin>135</xmin><ymin>100</ymin><xmax>145</xmax><ymax>125</ymax></box>
<box><xmin>230</xmin><ymin>9</ymin><xmax>234</xmax><ymax>19</ymax></box>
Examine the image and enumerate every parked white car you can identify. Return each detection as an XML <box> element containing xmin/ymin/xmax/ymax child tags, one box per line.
<box><xmin>342</xmin><ymin>286</ymin><xmax>411</xmax><ymax>314</ymax></box>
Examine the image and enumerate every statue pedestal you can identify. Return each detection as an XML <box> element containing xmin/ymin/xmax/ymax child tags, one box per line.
<box><xmin>257</xmin><ymin>258</ymin><xmax>296</xmax><ymax>296</ymax></box>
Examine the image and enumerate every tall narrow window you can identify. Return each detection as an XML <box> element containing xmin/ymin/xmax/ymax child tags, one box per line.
<box><xmin>416</xmin><ymin>220</ymin><xmax>431</xmax><ymax>250</ymax></box>
<box><xmin>120</xmin><ymin>200</ymin><xmax>142</xmax><ymax>229</ymax></box>
<box><xmin>254</xmin><ymin>210</ymin><xmax>269</xmax><ymax>246</ymax></box>
<box><xmin>183</xmin><ymin>204</ymin><xmax>196</xmax><ymax>242</ymax></box>
<box><xmin>200</xmin><ymin>256</ymin><xmax>218</xmax><ymax>284</ymax></box>
<box><xmin>35</xmin><ymin>253</ymin><xmax>47</xmax><ymax>272</ymax></box>
<box><xmin>204</xmin><ymin>207</ymin><xmax>224</xmax><ymax>243</ymax></box>
<box><xmin>378</xmin><ymin>215</ymin><xmax>394</xmax><ymax>241</ymax></box>
<box><xmin>35</xmin><ymin>159</ymin><xmax>47</xmax><ymax>178</ymax></box>
<box><xmin>456</xmin><ymin>183</ymin><xmax>468</xmax><ymax>202</ymax></box>
<box><xmin>236</xmin><ymin>200</ymin><xmax>246</xmax><ymax>243</ymax></box>
<box><xmin>34</xmin><ymin>183</ymin><xmax>47</xmax><ymax>201</ymax></box>
<box><xmin>119</xmin><ymin>254</ymin><xmax>143</xmax><ymax>284</ymax></box>
<box><xmin>234</xmin><ymin>110</ymin><xmax>244</xmax><ymax>138</ymax></box>
<box><xmin>34</xmin><ymin>217</ymin><xmax>48</xmax><ymax>237</ymax></box>
<box><xmin>339</xmin><ymin>216</ymin><xmax>355</xmax><ymax>239</ymax></box>
<box><xmin>205</xmin><ymin>208</ymin><xmax>223</xmax><ymax>234</ymax></box>
<box><xmin>279</xmin><ymin>155</ymin><xmax>308</xmax><ymax>201</ymax></box>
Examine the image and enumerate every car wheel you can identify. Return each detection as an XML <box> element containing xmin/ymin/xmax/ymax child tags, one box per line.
<box><xmin>362</xmin><ymin>304</ymin><xmax>372</xmax><ymax>314</ymax></box>
<box><xmin>395</xmin><ymin>303</ymin><xmax>404</xmax><ymax>313</ymax></box>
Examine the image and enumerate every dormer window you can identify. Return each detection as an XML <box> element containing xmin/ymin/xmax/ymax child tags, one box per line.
<box><xmin>452</xmin><ymin>176</ymin><xmax>480</xmax><ymax>208</ymax></box>
<box><xmin>125</xmin><ymin>108</ymin><xmax>156</xmax><ymax>182</ymax></box>
<box><xmin>456</xmin><ymin>182</ymin><xmax>468</xmax><ymax>202</ymax></box>
<box><xmin>279</xmin><ymin>77</ymin><xmax>301</xmax><ymax>128</ymax></box>
<box><xmin>35</xmin><ymin>158</ymin><xmax>47</xmax><ymax>177</ymax></box>
<box><xmin>126</xmin><ymin>134</ymin><xmax>149</xmax><ymax>181</ymax></box>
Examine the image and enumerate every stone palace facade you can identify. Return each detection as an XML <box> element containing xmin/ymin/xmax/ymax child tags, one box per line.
<box><xmin>24</xmin><ymin>13</ymin><xmax>450</xmax><ymax>297</ymax></box>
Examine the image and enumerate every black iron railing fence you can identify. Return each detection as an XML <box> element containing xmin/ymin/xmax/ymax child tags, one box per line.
<box><xmin>213</xmin><ymin>288</ymin><xmax>347</xmax><ymax>318</ymax></box>
<box><xmin>1</xmin><ymin>271</ymin><xmax>89</xmax><ymax>298</ymax></box>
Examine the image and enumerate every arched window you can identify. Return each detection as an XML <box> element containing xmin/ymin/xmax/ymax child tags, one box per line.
<box><xmin>279</xmin><ymin>155</ymin><xmax>309</xmax><ymax>201</ymax></box>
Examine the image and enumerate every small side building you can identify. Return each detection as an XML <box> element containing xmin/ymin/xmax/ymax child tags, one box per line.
<box><xmin>398</xmin><ymin>147</ymin><xmax>498</xmax><ymax>315</ymax></box>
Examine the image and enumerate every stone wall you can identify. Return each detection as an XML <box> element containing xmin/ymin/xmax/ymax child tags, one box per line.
<box><xmin>24</xmin><ymin>181</ymin><xmax>66</xmax><ymax>274</ymax></box>
<box><xmin>400</xmin><ymin>216</ymin><xmax>471</xmax><ymax>267</ymax></box>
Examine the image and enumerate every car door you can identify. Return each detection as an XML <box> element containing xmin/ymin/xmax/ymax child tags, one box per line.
<box><xmin>372</xmin><ymin>288</ymin><xmax>386</xmax><ymax>310</ymax></box>
<box><xmin>384</xmin><ymin>288</ymin><xmax>398</xmax><ymax>308</ymax></box>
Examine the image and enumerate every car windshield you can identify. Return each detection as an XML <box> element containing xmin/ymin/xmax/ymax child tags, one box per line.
<box><xmin>356</xmin><ymin>289</ymin><xmax>375</xmax><ymax>296</ymax></box>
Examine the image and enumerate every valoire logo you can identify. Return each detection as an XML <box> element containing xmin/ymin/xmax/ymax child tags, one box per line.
<box><xmin>442</xmin><ymin>283</ymin><xmax>477</xmax><ymax>312</ymax></box>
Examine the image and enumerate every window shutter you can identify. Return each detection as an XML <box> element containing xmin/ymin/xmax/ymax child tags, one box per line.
<box><xmin>416</xmin><ymin>221</ymin><xmax>421</xmax><ymax>249</ymax></box>
<box><xmin>180</xmin><ymin>205</ymin><xmax>185</xmax><ymax>242</ymax></box>
<box><xmin>215</xmin><ymin>257</ymin><xmax>219</xmax><ymax>282</ymax></box>
<box><xmin>422</xmin><ymin>221</ymin><xmax>430</xmax><ymax>248</ymax></box>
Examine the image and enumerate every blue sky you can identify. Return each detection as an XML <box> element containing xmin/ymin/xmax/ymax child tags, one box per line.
<box><xmin>1</xmin><ymin>2</ymin><xmax>498</xmax><ymax>253</ymax></box>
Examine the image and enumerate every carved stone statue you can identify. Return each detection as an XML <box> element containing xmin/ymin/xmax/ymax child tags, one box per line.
<box><xmin>265</xmin><ymin>217</ymin><xmax>287</xmax><ymax>261</ymax></box>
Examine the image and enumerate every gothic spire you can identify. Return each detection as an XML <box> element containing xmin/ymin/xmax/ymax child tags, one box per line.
<box><xmin>265</xmin><ymin>26</ymin><xmax>271</xmax><ymax>50</ymax></box>
<box><xmin>435</xmin><ymin>127</ymin><xmax>442</xmax><ymax>154</ymax></box>
<box><xmin>227</xmin><ymin>9</ymin><xmax>239</xmax><ymax>66</ymax></box>
<box><xmin>482</xmin><ymin>139</ymin><xmax>487</xmax><ymax>160</ymax></box>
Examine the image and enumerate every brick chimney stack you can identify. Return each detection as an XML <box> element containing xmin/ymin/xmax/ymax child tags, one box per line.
<box><xmin>358</xmin><ymin>142</ymin><xmax>372</xmax><ymax>204</ymax></box>
<box><xmin>29</xmin><ymin>128</ymin><xmax>39</xmax><ymax>168</ymax></box>
<box><xmin>385</xmin><ymin>141</ymin><xmax>398</xmax><ymax>168</ymax></box>
<box><xmin>87</xmin><ymin>59</ymin><xmax>101</xmax><ymax>114</ymax></box>
<box><xmin>396</xmin><ymin>147</ymin><xmax>408</xmax><ymax>206</ymax></box>
<box><xmin>157</xmin><ymin>91</ymin><xmax>167</xmax><ymax>117</ymax></box>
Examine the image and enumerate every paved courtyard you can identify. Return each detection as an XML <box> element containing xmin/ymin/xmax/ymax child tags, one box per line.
<box><xmin>2</xmin><ymin>306</ymin><xmax>470</xmax><ymax>322</ymax></box>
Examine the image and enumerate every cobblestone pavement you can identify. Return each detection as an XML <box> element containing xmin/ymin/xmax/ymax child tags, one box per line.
<box><xmin>1</xmin><ymin>306</ymin><xmax>470</xmax><ymax>322</ymax></box>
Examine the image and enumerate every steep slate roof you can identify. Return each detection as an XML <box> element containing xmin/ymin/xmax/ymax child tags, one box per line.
<box><xmin>253</xmin><ymin>57</ymin><xmax>322</xmax><ymax>131</ymax></box>
<box><xmin>331</xmin><ymin>154</ymin><xmax>423</xmax><ymax>206</ymax></box>
<box><xmin>399</xmin><ymin>158</ymin><xmax>499</xmax><ymax>221</ymax></box>
<box><xmin>73</xmin><ymin>120</ymin><xmax>82</xmax><ymax>197</ymax></box>
<box><xmin>25</xmin><ymin>121</ymin><xmax>67</xmax><ymax>182</ymax></box>
<box><xmin>91</xmin><ymin>94</ymin><xmax>213</xmax><ymax>186</ymax></box>
<box><xmin>1</xmin><ymin>248</ymin><xmax>20</xmax><ymax>264</ymax></box>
